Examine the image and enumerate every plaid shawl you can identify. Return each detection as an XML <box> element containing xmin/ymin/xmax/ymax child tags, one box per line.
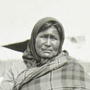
<box><xmin>13</xmin><ymin>53</ymin><xmax>90</xmax><ymax>90</ymax></box>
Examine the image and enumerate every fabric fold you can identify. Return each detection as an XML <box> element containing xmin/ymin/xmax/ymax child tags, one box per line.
<box><xmin>12</xmin><ymin>52</ymin><xmax>67</xmax><ymax>90</ymax></box>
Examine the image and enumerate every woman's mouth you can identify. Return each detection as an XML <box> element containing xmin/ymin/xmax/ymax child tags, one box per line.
<box><xmin>42</xmin><ymin>49</ymin><xmax>52</xmax><ymax>53</ymax></box>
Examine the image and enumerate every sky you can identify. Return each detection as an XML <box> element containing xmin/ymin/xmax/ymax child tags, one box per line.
<box><xmin>0</xmin><ymin>0</ymin><xmax>90</xmax><ymax>45</ymax></box>
<box><xmin>0</xmin><ymin>0</ymin><xmax>90</xmax><ymax>62</ymax></box>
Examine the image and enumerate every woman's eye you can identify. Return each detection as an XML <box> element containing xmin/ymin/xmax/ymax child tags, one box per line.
<box><xmin>40</xmin><ymin>35</ymin><xmax>58</xmax><ymax>40</ymax></box>
<box><xmin>51</xmin><ymin>36</ymin><xmax>57</xmax><ymax>40</ymax></box>
<box><xmin>40</xmin><ymin>36</ymin><xmax>46</xmax><ymax>39</ymax></box>
<box><xmin>40</xmin><ymin>35</ymin><xmax>48</xmax><ymax>38</ymax></box>
<box><xmin>52</xmin><ymin>38</ymin><xmax>57</xmax><ymax>40</ymax></box>
<box><xmin>40</xmin><ymin>36</ymin><xmax>43</xmax><ymax>38</ymax></box>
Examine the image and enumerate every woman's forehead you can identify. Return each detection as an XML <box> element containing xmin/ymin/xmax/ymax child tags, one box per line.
<box><xmin>38</xmin><ymin>26</ymin><xmax>60</xmax><ymax>37</ymax></box>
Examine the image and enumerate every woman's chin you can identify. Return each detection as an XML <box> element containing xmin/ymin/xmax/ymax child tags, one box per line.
<box><xmin>41</xmin><ymin>53</ymin><xmax>54</xmax><ymax>59</ymax></box>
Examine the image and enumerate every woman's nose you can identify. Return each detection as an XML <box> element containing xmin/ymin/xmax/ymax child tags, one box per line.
<box><xmin>45</xmin><ymin>37</ymin><xmax>51</xmax><ymax>47</ymax></box>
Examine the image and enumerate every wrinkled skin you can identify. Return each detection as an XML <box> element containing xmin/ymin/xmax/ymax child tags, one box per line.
<box><xmin>35</xmin><ymin>26</ymin><xmax>60</xmax><ymax>59</ymax></box>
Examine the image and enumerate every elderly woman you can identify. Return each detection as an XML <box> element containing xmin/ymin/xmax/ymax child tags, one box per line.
<box><xmin>0</xmin><ymin>17</ymin><xmax>90</xmax><ymax>90</ymax></box>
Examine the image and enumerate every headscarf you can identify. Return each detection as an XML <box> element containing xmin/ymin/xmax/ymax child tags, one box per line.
<box><xmin>22</xmin><ymin>17</ymin><xmax>65</xmax><ymax>67</ymax></box>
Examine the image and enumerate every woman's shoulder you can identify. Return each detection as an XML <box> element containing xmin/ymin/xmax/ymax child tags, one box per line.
<box><xmin>62</xmin><ymin>50</ymin><xmax>84</xmax><ymax>69</ymax></box>
<box><xmin>10</xmin><ymin>60</ymin><xmax>27</xmax><ymax>78</ymax></box>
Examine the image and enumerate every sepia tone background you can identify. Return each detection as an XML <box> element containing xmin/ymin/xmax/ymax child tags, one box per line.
<box><xmin>0</xmin><ymin>0</ymin><xmax>90</xmax><ymax>83</ymax></box>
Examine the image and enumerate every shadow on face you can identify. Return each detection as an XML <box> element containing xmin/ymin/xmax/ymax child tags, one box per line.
<box><xmin>35</xmin><ymin>26</ymin><xmax>60</xmax><ymax>59</ymax></box>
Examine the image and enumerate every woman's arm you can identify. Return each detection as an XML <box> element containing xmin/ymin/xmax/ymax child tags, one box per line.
<box><xmin>0</xmin><ymin>68</ymin><xmax>15</xmax><ymax>90</ymax></box>
<box><xmin>0</xmin><ymin>61</ymin><xmax>27</xmax><ymax>90</ymax></box>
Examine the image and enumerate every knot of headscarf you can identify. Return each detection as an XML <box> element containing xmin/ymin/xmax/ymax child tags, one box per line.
<box><xmin>22</xmin><ymin>17</ymin><xmax>65</xmax><ymax>67</ymax></box>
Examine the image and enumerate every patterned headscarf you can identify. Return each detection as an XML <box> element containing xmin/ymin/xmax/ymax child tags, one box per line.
<box><xmin>22</xmin><ymin>17</ymin><xmax>65</xmax><ymax>67</ymax></box>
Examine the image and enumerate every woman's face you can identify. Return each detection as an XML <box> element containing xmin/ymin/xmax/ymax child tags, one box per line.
<box><xmin>35</xmin><ymin>26</ymin><xmax>60</xmax><ymax>59</ymax></box>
